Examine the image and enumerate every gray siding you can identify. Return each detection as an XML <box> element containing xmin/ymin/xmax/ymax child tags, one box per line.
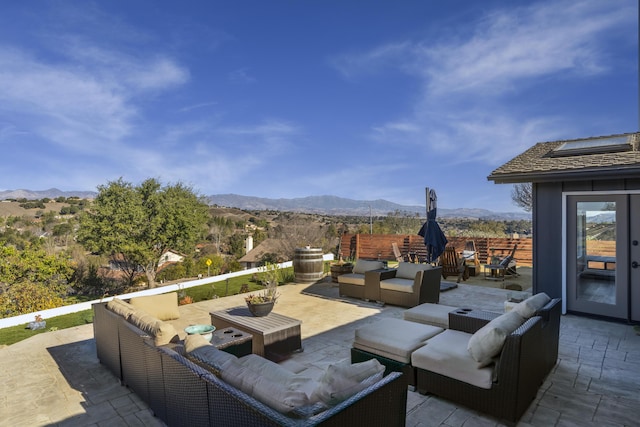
<box><xmin>532</xmin><ymin>182</ymin><xmax>563</xmax><ymax>298</ymax></box>
<box><xmin>532</xmin><ymin>177</ymin><xmax>640</xmax><ymax>301</ymax></box>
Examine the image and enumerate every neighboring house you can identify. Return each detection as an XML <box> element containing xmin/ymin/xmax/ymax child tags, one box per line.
<box><xmin>488</xmin><ymin>132</ymin><xmax>640</xmax><ymax>322</ymax></box>
<box><xmin>108</xmin><ymin>250</ymin><xmax>185</xmax><ymax>273</ymax></box>
<box><xmin>239</xmin><ymin>238</ymin><xmax>288</xmax><ymax>269</ymax></box>
<box><xmin>158</xmin><ymin>250</ymin><xmax>185</xmax><ymax>269</ymax></box>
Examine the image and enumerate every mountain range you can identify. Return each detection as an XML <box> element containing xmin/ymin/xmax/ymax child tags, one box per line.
<box><xmin>0</xmin><ymin>189</ymin><xmax>530</xmax><ymax>220</ymax></box>
<box><xmin>208</xmin><ymin>194</ymin><xmax>530</xmax><ymax>220</ymax></box>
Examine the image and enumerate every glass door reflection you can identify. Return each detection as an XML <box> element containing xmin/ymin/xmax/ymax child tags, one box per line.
<box><xmin>575</xmin><ymin>201</ymin><xmax>616</xmax><ymax>305</ymax></box>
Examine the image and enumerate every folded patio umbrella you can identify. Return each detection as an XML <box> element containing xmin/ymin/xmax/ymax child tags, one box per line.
<box><xmin>417</xmin><ymin>189</ymin><xmax>448</xmax><ymax>263</ymax></box>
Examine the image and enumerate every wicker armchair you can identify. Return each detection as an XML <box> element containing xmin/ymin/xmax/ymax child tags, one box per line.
<box><xmin>413</xmin><ymin>298</ymin><xmax>561</xmax><ymax>423</ymax></box>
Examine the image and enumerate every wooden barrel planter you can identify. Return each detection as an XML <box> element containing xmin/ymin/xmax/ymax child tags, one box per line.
<box><xmin>293</xmin><ymin>247</ymin><xmax>324</xmax><ymax>283</ymax></box>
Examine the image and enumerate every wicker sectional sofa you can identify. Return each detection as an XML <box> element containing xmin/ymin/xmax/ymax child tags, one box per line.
<box><xmin>93</xmin><ymin>296</ymin><xmax>408</xmax><ymax>426</ymax></box>
<box><xmin>412</xmin><ymin>297</ymin><xmax>561</xmax><ymax>423</ymax></box>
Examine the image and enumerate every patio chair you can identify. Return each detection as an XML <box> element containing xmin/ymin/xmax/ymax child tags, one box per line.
<box><xmin>461</xmin><ymin>241</ymin><xmax>480</xmax><ymax>276</ymax></box>
<box><xmin>439</xmin><ymin>246</ymin><xmax>469</xmax><ymax>283</ymax></box>
<box><xmin>392</xmin><ymin>242</ymin><xmax>405</xmax><ymax>262</ymax></box>
<box><xmin>484</xmin><ymin>244</ymin><xmax>519</xmax><ymax>281</ymax></box>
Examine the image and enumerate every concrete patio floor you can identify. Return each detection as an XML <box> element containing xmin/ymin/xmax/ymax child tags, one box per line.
<box><xmin>1</xmin><ymin>275</ymin><xmax>638</xmax><ymax>427</ymax></box>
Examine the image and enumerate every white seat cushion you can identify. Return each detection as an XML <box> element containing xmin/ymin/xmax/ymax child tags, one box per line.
<box><xmin>354</xmin><ymin>318</ymin><xmax>443</xmax><ymax>363</ymax></box>
<box><xmin>404</xmin><ymin>303</ymin><xmax>459</xmax><ymax>329</ymax></box>
<box><xmin>379</xmin><ymin>277</ymin><xmax>413</xmax><ymax>293</ymax></box>
<box><xmin>411</xmin><ymin>329</ymin><xmax>494</xmax><ymax>389</ymax></box>
<box><xmin>337</xmin><ymin>273</ymin><xmax>365</xmax><ymax>286</ymax></box>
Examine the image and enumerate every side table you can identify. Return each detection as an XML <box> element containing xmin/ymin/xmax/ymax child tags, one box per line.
<box><xmin>210</xmin><ymin>307</ymin><xmax>302</xmax><ymax>362</ymax></box>
<box><xmin>448</xmin><ymin>308</ymin><xmax>501</xmax><ymax>333</ymax></box>
<box><xmin>211</xmin><ymin>327</ymin><xmax>253</xmax><ymax>357</ymax></box>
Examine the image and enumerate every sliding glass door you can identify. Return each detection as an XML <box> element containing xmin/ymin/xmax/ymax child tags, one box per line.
<box><xmin>566</xmin><ymin>195</ymin><xmax>629</xmax><ymax>319</ymax></box>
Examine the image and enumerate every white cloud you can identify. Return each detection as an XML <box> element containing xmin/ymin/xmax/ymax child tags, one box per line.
<box><xmin>335</xmin><ymin>0</ymin><xmax>635</xmax><ymax>165</ymax></box>
<box><xmin>422</xmin><ymin>0</ymin><xmax>632</xmax><ymax>96</ymax></box>
<box><xmin>228</xmin><ymin>67</ymin><xmax>257</xmax><ymax>84</ymax></box>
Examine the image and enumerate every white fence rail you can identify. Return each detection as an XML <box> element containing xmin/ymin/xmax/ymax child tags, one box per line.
<box><xmin>0</xmin><ymin>254</ymin><xmax>334</xmax><ymax>329</ymax></box>
<box><xmin>0</xmin><ymin>254</ymin><xmax>333</xmax><ymax>329</ymax></box>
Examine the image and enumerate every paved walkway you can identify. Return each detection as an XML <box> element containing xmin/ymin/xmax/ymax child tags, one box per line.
<box><xmin>1</xmin><ymin>278</ymin><xmax>638</xmax><ymax>426</ymax></box>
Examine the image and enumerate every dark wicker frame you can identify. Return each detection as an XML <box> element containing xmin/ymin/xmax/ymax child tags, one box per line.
<box><xmin>93</xmin><ymin>301</ymin><xmax>123</xmax><ymax>382</ymax></box>
<box><xmin>93</xmin><ymin>302</ymin><xmax>409</xmax><ymax>426</ymax></box>
<box><xmin>376</xmin><ymin>266</ymin><xmax>443</xmax><ymax>307</ymax></box>
<box><xmin>415</xmin><ymin>298</ymin><xmax>561</xmax><ymax>423</ymax></box>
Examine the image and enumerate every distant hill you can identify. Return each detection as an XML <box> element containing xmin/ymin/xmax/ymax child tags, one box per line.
<box><xmin>0</xmin><ymin>189</ymin><xmax>530</xmax><ymax>220</ymax></box>
<box><xmin>0</xmin><ymin>188</ymin><xmax>97</xmax><ymax>200</ymax></box>
<box><xmin>208</xmin><ymin>194</ymin><xmax>531</xmax><ymax>220</ymax></box>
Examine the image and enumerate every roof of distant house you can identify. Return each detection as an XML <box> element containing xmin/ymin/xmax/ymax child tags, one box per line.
<box><xmin>488</xmin><ymin>132</ymin><xmax>640</xmax><ymax>183</ymax></box>
<box><xmin>239</xmin><ymin>238</ymin><xmax>288</xmax><ymax>263</ymax></box>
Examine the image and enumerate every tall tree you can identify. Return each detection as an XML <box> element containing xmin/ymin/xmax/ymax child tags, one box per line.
<box><xmin>77</xmin><ymin>178</ymin><xmax>210</xmax><ymax>288</ymax></box>
<box><xmin>511</xmin><ymin>183</ymin><xmax>533</xmax><ymax>212</ymax></box>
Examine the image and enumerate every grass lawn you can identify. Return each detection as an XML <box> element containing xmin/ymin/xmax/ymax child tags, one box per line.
<box><xmin>0</xmin><ymin>267</ymin><xmax>298</xmax><ymax>346</ymax></box>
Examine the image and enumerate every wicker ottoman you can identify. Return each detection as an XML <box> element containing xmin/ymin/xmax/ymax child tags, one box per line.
<box><xmin>351</xmin><ymin>318</ymin><xmax>443</xmax><ymax>386</ymax></box>
<box><xmin>403</xmin><ymin>303</ymin><xmax>459</xmax><ymax>329</ymax></box>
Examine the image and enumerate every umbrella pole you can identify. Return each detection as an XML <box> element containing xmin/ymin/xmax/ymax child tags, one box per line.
<box><xmin>425</xmin><ymin>186</ymin><xmax>429</xmax><ymax>265</ymax></box>
<box><xmin>425</xmin><ymin>186</ymin><xmax>430</xmax><ymax>217</ymax></box>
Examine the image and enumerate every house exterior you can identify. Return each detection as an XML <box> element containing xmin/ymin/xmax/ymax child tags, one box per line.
<box><xmin>488</xmin><ymin>132</ymin><xmax>640</xmax><ymax>322</ymax></box>
<box><xmin>158</xmin><ymin>250</ymin><xmax>185</xmax><ymax>269</ymax></box>
<box><xmin>238</xmin><ymin>238</ymin><xmax>289</xmax><ymax>269</ymax></box>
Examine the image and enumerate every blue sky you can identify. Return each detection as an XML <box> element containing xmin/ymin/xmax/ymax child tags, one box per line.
<box><xmin>0</xmin><ymin>0</ymin><xmax>637</xmax><ymax>213</ymax></box>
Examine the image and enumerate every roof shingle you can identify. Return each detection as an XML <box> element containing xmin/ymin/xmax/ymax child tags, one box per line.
<box><xmin>488</xmin><ymin>132</ymin><xmax>640</xmax><ymax>183</ymax></box>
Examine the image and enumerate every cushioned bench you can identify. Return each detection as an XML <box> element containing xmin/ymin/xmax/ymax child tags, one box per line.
<box><xmin>338</xmin><ymin>259</ymin><xmax>385</xmax><ymax>301</ymax></box>
<box><xmin>403</xmin><ymin>303</ymin><xmax>459</xmax><ymax>329</ymax></box>
<box><xmin>351</xmin><ymin>318</ymin><xmax>443</xmax><ymax>386</ymax></box>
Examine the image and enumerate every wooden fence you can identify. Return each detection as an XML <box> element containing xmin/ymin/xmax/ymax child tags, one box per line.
<box><xmin>338</xmin><ymin>234</ymin><xmax>533</xmax><ymax>266</ymax></box>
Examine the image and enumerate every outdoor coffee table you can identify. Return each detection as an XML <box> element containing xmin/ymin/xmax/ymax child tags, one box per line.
<box><xmin>210</xmin><ymin>307</ymin><xmax>302</xmax><ymax>361</ymax></box>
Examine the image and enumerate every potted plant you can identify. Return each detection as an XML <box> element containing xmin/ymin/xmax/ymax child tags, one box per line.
<box><xmin>330</xmin><ymin>256</ymin><xmax>354</xmax><ymax>283</ymax></box>
<box><xmin>245</xmin><ymin>262</ymin><xmax>280</xmax><ymax>316</ymax></box>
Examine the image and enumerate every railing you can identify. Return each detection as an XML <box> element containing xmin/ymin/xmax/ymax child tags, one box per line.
<box><xmin>339</xmin><ymin>234</ymin><xmax>533</xmax><ymax>266</ymax></box>
<box><xmin>0</xmin><ymin>254</ymin><xmax>334</xmax><ymax>329</ymax></box>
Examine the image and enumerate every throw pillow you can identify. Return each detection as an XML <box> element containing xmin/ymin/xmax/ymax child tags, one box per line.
<box><xmin>129</xmin><ymin>292</ymin><xmax>180</xmax><ymax>320</ymax></box>
<box><xmin>251</xmin><ymin>375</ymin><xmax>316</xmax><ymax>414</ymax></box>
<box><xmin>106</xmin><ymin>298</ymin><xmax>135</xmax><ymax>318</ymax></box>
<box><xmin>239</xmin><ymin>354</ymin><xmax>299</xmax><ymax>383</ymax></box>
<box><xmin>187</xmin><ymin>343</ymin><xmax>237</xmax><ymax>376</ymax></box>
<box><xmin>396</xmin><ymin>262</ymin><xmax>431</xmax><ymax>280</ymax></box>
<box><xmin>352</xmin><ymin>259</ymin><xmax>384</xmax><ymax>274</ymax></box>
<box><xmin>467</xmin><ymin>310</ymin><xmax>525</xmax><ymax>367</ymax></box>
<box><xmin>513</xmin><ymin>293</ymin><xmax>551</xmax><ymax>318</ymax></box>
<box><xmin>220</xmin><ymin>358</ymin><xmax>260</xmax><ymax>395</ymax></box>
<box><xmin>184</xmin><ymin>333</ymin><xmax>212</xmax><ymax>353</ymax></box>
<box><xmin>311</xmin><ymin>358</ymin><xmax>384</xmax><ymax>406</ymax></box>
<box><xmin>128</xmin><ymin>309</ymin><xmax>179</xmax><ymax>346</ymax></box>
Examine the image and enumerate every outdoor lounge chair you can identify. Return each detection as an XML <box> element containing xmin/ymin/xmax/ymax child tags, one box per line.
<box><xmin>484</xmin><ymin>244</ymin><xmax>519</xmax><ymax>281</ymax></box>
<box><xmin>439</xmin><ymin>246</ymin><xmax>469</xmax><ymax>283</ymax></box>
<box><xmin>461</xmin><ymin>241</ymin><xmax>480</xmax><ymax>276</ymax></box>
<box><xmin>392</xmin><ymin>242</ymin><xmax>405</xmax><ymax>262</ymax></box>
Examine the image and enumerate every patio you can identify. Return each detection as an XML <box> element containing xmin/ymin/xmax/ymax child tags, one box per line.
<box><xmin>1</xmin><ymin>273</ymin><xmax>638</xmax><ymax>426</ymax></box>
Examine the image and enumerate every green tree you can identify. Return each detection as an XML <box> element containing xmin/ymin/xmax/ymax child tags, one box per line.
<box><xmin>77</xmin><ymin>178</ymin><xmax>210</xmax><ymax>288</ymax></box>
<box><xmin>0</xmin><ymin>245</ymin><xmax>73</xmax><ymax>317</ymax></box>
